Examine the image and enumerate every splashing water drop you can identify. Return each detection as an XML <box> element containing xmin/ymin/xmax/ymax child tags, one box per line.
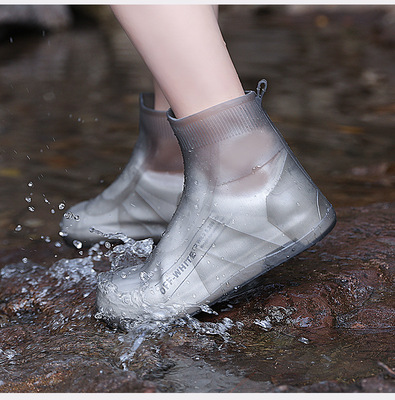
<box><xmin>299</xmin><ymin>337</ymin><xmax>310</xmax><ymax>345</ymax></box>
<box><xmin>200</xmin><ymin>304</ymin><xmax>218</xmax><ymax>315</ymax></box>
<box><xmin>63</xmin><ymin>211</ymin><xmax>72</xmax><ymax>219</ymax></box>
<box><xmin>73</xmin><ymin>240</ymin><xmax>83</xmax><ymax>250</ymax></box>
<box><xmin>139</xmin><ymin>271</ymin><xmax>149</xmax><ymax>282</ymax></box>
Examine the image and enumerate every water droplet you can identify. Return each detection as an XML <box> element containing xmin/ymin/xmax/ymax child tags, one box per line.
<box><xmin>25</xmin><ymin>196</ymin><xmax>32</xmax><ymax>203</ymax></box>
<box><xmin>14</xmin><ymin>224</ymin><xmax>22</xmax><ymax>232</ymax></box>
<box><xmin>58</xmin><ymin>202</ymin><xmax>66</xmax><ymax>210</ymax></box>
<box><xmin>120</xmin><ymin>272</ymin><xmax>127</xmax><ymax>279</ymax></box>
<box><xmin>28</xmin><ymin>206</ymin><xmax>35</xmax><ymax>212</ymax></box>
<box><xmin>22</xmin><ymin>257</ymin><xmax>28</xmax><ymax>264</ymax></box>
<box><xmin>140</xmin><ymin>271</ymin><xmax>149</xmax><ymax>282</ymax></box>
<box><xmin>194</xmin><ymin>180</ymin><xmax>198</xmax><ymax>185</ymax></box>
<box><xmin>58</xmin><ymin>231</ymin><xmax>68</xmax><ymax>237</ymax></box>
<box><xmin>73</xmin><ymin>240</ymin><xmax>83</xmax><ymax>249</ymax></box>
<box><xmin>54</xmin><ymin>241</ymin><xmax>62</xmax><ymax>248</ymax></box>
<box><xmin>299</xmin><ymin>337</ymin><xmax>310</xmax><ymax>345</ymax></box>
<box><xmin>50</xmin><ymin>208</ymin><xmax>56</xmax><ymax>214</ymax></box>
<box><xmin>74</xmin><ymin>214</ymin><xmax>80</xmax><ymax>221</ymax></box>
<box><xmin>296</xmin><ymin>202</ymin><xmax>301</xmax><ymax>207</ymax></box>
<box><xmin>27</xmin><ymin>181</ymin><xmax>34</xmax><ymax>187</ymax></box>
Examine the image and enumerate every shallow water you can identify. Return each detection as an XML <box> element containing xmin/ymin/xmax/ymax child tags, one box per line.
<box><xmin>0</xmin><ymin>5</ymin><xmax>394</xmax><ymax>392</ymax></box>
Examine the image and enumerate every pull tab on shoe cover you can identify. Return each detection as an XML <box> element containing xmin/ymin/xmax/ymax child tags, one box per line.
<box><xmin>96</xmin><ymin>85</ymin><xmax>336</xmax><ymax>324</ymax></box>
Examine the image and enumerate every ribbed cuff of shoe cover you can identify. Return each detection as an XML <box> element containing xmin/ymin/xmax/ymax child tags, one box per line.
<box><xmin>167</xmin><ymin>91</ymin><xmax>264</xmax><ymax>150</ymax></box>
<box><xmin>140</xmin><ymin>93</ymin><xmax>174</xmax><ymax>139</ymax></box>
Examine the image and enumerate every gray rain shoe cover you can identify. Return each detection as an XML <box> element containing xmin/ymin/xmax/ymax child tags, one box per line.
<box><xmin>60</xmin><ymin>93</ymin><xmax>184</xmax><ymax>246</ymax></box>
<box><xmin>96</xmin><ymin>80</ymin><xmax>336</xmax><ymax>324</ymax></box>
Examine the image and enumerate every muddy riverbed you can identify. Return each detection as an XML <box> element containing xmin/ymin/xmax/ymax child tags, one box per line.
<box><xmin>0</xmin><ymin>5</ymin><xmax>394</xmax><ymax>392</ymax></box>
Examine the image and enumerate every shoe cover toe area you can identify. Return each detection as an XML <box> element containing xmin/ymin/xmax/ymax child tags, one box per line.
<box><xmin>96</xmin><ymin>266</ymin><xmax>186</xmax><ymax>323</ymax></box>
<box><xmin>60</xmin><ymin>200</ymin><xmax>125</xmax><ymax>245</ymax></box>
<box><xmin>96</xmin><ymin>268</ymin><xmax>143</xmax><ymax>322</ymax></box>
<box><xmin>59</xmin><ymin>201</ymin><xmax>101</xmax><ymax>243</ymax></box>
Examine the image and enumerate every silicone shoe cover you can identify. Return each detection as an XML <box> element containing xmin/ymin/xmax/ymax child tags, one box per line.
<box><xmin>60</xmin><ymin>93</ymin><xmax>184</xmax><ymax>247</ymax></box>
<box><xmin>96</xmin><ymin>80</ymin><xmax>336</xmax><ymax>324</ymax></box>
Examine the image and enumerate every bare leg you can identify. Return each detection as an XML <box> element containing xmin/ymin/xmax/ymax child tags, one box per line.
<box><xmin>111</xmin><ymin>5</ymin><xmax>244</xmax><ymax>118</ymax></box>
<box><xmin>153</xmin><ymin>79</ymin><xmax>170</xmax><ymax>111</ymax></box>
<box><xmin>152</xmin><ymin>5</ymin><xmax>220</xmax><ymax>112</ymax></box>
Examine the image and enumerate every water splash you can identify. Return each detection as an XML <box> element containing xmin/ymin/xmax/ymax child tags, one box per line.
<box><xmin>88</xmin><ymin>228</ymin><xmax>154</xmax><ymax>270</ymax></box>
<box><xmin>48</xmin><ymin>256</ymin><xmax>97</xmax><ymax>289</ymax></box>
<box><xmin>115</xmin><ymin>315</ymin><xmax>242</xmax><ymax>371</ymax></box>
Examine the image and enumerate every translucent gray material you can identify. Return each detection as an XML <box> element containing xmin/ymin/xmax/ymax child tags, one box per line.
<box><xmin>60</xmin><ymin>93</ymin><xmax>184</xmax><ymax>246</ymax></box>
<box><xmin>96</xmin><ymin>83</ymin><xmax>336</xmax><ymax>323</ymax></box>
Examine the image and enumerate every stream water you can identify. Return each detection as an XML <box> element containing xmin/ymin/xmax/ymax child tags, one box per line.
<box><xmin>0</xmin><ymin>5</ymin><xmax>394</xmax><ymax>393</ymax></box>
